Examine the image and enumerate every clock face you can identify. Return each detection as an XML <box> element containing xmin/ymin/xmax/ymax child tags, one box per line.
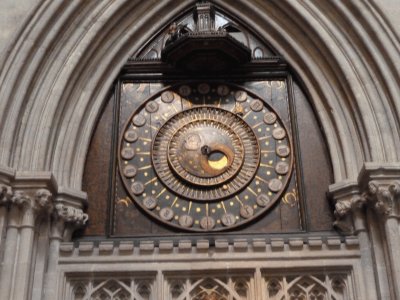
<box><xmin>118</xmin><ymin>82</ymin><xmax>293</xmax><ymax>231</ymax></box>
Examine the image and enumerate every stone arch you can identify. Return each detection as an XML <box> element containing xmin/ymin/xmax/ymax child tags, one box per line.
<box><xmin>0</xmin><ymin>0</ymin><xmax>398</xmax><ymax>191</ymax></box>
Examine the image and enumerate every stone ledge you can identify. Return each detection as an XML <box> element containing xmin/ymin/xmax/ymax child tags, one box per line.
<box><xmin>59</xmin><ymin>236</ymin><xmax>358</xmax><ymax>257</ymax></box>
<box><xmin>178</xmin><ymin>240</ymin><xmax>192</xmax><ymax>251</ymax></box>
<box><xmin>119</xmin><ymin>241</ymin><xmax>134</xmax><ymax>254</ymax></box>
<box><xmin>99</xmin><ymin>241</ymin><xmax>114</xmax><ymax>254</ymax></box>
<box><xmin>308</xmin><ymin>237</ymin><xmax>323</xmax><ymax>249</ymax></box>
<box><xmin>139</xmin><ymin>241</ymin><xmax>154</xmax><ymax>253</ymax></box>
<box><xmin>196</xmin><ymin>239</ymin><xmax>209</xmax><ymax>251</ymax></box>
<box><xmin>233</xmin><ymin>239</ymin><xmax>248</xmax><ymax>251</ymax></box>
<box><xmin>159</xmin><ymin>240</ymin><xmax>174</xmax><ymax>252</ymax></box>
<box><xmin>252</xmin><ymin>238</ymin><xmax>266</xmax><ymax>251</ymax></box>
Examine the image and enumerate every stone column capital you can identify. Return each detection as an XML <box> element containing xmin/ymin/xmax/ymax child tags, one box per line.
<box><xmin>11</xmin><ymin>190</ymin><xmax>31</xmax><ymax>207</ymax></box>
<box><xmin>334</xmin><ymin>194</ymin><xmax>367</xmax><ymax>218</ymax></box>
<box><xmin>54</xmin><ymin>204</ymin><xmax>88</xmax><ymax>226</ymax></box>
<box><xmin>0</xmin><ymin>184</ymin><xmax>13</xmax><ymax>205</ymax></box>
<box><xmin>363</xmin><ymin>180</ymin><xmax>400</xmax><ymax>218</ymax></box>
<box><xmin>358</xmin><ymin>163</ymin><xmax>400</xmax><ymax>219</ymax></box>
<box><xmin>329</xmin><ymin>180</ymin><xmax>364</xmax><ymax>234</ymax></box>
<box><xmin>10</xmin><ymin>189</ymin><xmax>53</xmax><ymax>212</ymax></box>
<box><xmin>8</xmin><ymin>188</ymin><xmax>54</xmax><ymax>227</ymax></box>
<box><xmin>51</xmin><ymin>187</ymin><xmax>88</xmax><ymax>240</ymax></box>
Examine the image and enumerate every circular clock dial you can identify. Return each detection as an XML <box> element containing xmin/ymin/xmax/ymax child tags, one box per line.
<box><xmin>152</xmin><ymin>107</ymin><xmax>259</xmax><ymax>200</ymax></box>
<box><xmin>119</xmin><ymin>82</ymin><xmax>293</xmax><ymax>231</ymax></box>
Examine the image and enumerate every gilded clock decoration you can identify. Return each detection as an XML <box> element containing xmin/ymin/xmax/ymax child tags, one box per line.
<box><xmin>118</xmin><ymin>82</ymin><xmax>293</xmax><ymax>232</ymax></box>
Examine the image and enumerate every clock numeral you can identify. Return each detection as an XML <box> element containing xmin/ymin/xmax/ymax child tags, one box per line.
<box><xmin>123</xmin><ymin>165</ymin><xmax>137</xmax><ymax>178</ymax></box>
<box><xmin>179</xmin><ymin>85</ymin><xmax>191</xmax><ymax>97</ymax></box>
<box><xmin>143</xmin><ymin>196</ymin><xmax>157</xmax><ymax>210</ymax></box>
<box><xmin>263</xmin><ymin>112</ymin><xmax>277</xmax><ymax>125</ymax></box>
<box><xmin>268</xmin><ymin>178</ymin><xmax>283</xmax><ymax>193</ymax></box>
<box><xmin>124</xmin><ymin>130</ymin><xmax>138</xmax><ymax>142</ymax></box>
<box><xmin>217</xmin><ymin>85</ymin><xmax>230</xmax><ymax>96</ymax></box>
<box><xmin>200</xmin><ymin>216</ymin><xmax>215</xmax><ymax>230</ymax></box>
<box><xmin>272</xmin><ymin>127</ymin><xmax>286</xmax><ymax>140</ymax></box>
<box><xmin>145</xmin><ymin>101</ymin><xmax>159</xmax><ymax>113</ymax></box>
<box><xmin>197</xmin><ymin>83</ymin><xmax>210</xmax><ymax>95</ymax></box>
<box><xmin>275</xmin><ymin>162</ymin><xmax>289</xmax><ymax>175</ymax></box>
<box><xmin>132</xmin><ymin>114</ymin><xmax>146</xmax><ymax>127</ymax></box>
<box><xmin>235</xmin><ymin>90</ymin><xmax>247</xmax><ymax>102</ymax></box>
<box><xmin>161</xmin><ymin>91</ymin><xmax>175</xmax><ymax>103</ymax></box>
<box><xmin>240</xmin><ymin>205</ymin><xmax>254</xmax><ymax>219</ymax></box>
<box><xmin>250</xmin><ymin>99</ymin><xmax>263</xmax><ymax>112</ymax></box>
<box><xmin>276</xmin><ymin>145</ymin><xmax>290</xmax><ymax>157</ymax></box>
<box><xmin>159</xmin><ymin>207</ymin><xmax>174</xmax><ymax>221</ymax></box>
<box><xmin>221</xmin><ymin>213</ymin><xmax>236</xmax><ymax>226</ymax></box>
<box><xmin>256</xmin><ymin>194</ymin><xmax>270</xmax><ymax>207</ymax></box>
<box><xmin>179</xmin><ymin>215</ymin><xmax>194</xmax><ymax>228</ymax></box>
<box><xmin>131</xmin><ymin>181</ymin><xmax>144</xmax><ymax>195</ymax></box>
<box><xmin>121</xmin><ymin>147</ymin><xmax>135</xmax><ymax>160</ymax></box>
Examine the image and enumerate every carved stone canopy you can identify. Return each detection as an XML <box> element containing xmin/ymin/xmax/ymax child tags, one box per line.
<box><xmin>161</xmin><ymin>1</ymin><xmax>251</xmax><ymax>72</ymax></box>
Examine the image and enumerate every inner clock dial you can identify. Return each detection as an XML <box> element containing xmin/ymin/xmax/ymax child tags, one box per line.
<box><xmin>152</xmin><ymin>107</ymin><xmax>259</xmax><ymax>200</ymax></box>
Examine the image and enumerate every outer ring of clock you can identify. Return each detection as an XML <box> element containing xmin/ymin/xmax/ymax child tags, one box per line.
<box><xmin>118</xmin><ymin>82</ymin><xmax>294</xmax><ymax>232</ymax></box>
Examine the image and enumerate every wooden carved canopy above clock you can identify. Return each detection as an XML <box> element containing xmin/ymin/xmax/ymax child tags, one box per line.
<box><xmin>80</xmin><ymin>2</ymin><xmax>333</xmax><ymax>238</ymax></box>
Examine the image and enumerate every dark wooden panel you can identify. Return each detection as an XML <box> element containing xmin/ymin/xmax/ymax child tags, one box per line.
<box><xmin>292</xmin><ymin>81</ymin><xmax>334</xmax><ymax>231</ymax></box>
<box><xmin>79</xmin><ymin>78</ymin><xmax>333</xmax><ymax>239</ymax></box>
<box><xmin>81</xmin><ymin>92</ymin><xmax>114</xmax><ymax>236</ymax></box>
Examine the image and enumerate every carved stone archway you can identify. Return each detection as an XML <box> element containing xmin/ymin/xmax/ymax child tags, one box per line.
<box><xmin>0</xmin><ymin>1</ymin><xmax>399</xmax><ymax>299</ymax></box>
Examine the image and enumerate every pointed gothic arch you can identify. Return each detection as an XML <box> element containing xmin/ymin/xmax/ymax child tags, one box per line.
<box><xmin>0</xmin><ymin>1</ymin><xmax>398</xmax><ymax>189</ymax></box>
<box><xmin>0</xmin><ymin>1</ymin><xmax>399</xmax><ymax>300</ymax></box>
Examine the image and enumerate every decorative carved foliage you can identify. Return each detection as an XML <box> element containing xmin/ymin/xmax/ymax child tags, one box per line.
<box><xmin>55</xmin><ymin>203</ymin><xmax>88</xmax><ymax>226</ymax></box>
<box><xmin>70</xmin><ymin>277</ymin><xmax>155</xmax><ymax>300</ymax></box>
<box><xmin>264</xmin><ymin>273</ymin><xmax>350</xmax><ymax>300</ymax></box>
<box><xmin>166</xmin><ymin>275</ymin><xmax>252</xmax><ymax>300</ymax></box>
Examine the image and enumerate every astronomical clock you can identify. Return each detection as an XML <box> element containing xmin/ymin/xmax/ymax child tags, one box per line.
<box><xmin>81</xmin><ymin>1</ymin><xmax>333</xmax><ymax>237</ymax></box>
<box><xmin>118</xmin><ymin>82</ymin><xmax>293</xmax><ymax>232</ymax></box>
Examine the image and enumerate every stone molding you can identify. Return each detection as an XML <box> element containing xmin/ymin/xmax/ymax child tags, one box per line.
<box><xmin>59</xmin><ymin>236</ymin><xmax>360</xmax><ymax>258</ymax></box>
<box><xmin>57</xmin><ymin>236</ymin><xmax>364</xmax><ymax>298</ymax></box>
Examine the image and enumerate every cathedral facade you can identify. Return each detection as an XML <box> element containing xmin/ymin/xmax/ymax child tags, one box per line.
<box><xmin>0</xmin><ymin>1</ymin><xmax>399</xmax><ymax>299</ymax></box>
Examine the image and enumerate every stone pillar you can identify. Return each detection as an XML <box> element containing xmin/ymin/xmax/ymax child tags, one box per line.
<box><xmin>363</xmin><ymin>180</ymin><xmax>400</xmax><ymax>299</ymax></box>
<box><xmin>0</xmin><ymin>169</ymin><xmax>87</xmax><ymax>300</ymax></box>
<box><xmin>353</xmin><ymin>163</ymin><xmax>400</xmax><ymax>300</ymax></box>
<box><xmin>0</xmin><ymin>183</ymin><xmax>12</xmax><ymax>253</ymax></box>
<box><xmin>42</xmin><ymin>203</ymin><xmax>88</xmax><ymax>300</ymax></box>
<box><xmin>12</xmin><ymin>189</ymin><xmax>53</xmax><ymax>300</ymax></box>
<box><xmin>0</xmin><ymin>200</ymin><xmax>20</xmax><ymax>300</ymax></box>
<box><xmin>0</xmin><ymin>165</ymin><xmax>15</xmax><ymax>264</ymax></box>
<box><xmin>329</xmin><ymin>181</ymin><xmax>378</xmax><ymax>300</ymax></box>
